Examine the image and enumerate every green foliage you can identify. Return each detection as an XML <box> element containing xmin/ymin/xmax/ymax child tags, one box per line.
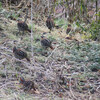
<box><xmin>76</xmin><ymin>21</ymin><xmax>87</xmax><ymax>32</ymax></box>
<box><xmin>63</xmin><ymin>41</ymin><xmax>100</xmax><ymax>71</ymax></box>
<box><xmin>28</xmin><ymin>23</ymin><xmax>35</xmax><ymax>31</ymax></box>
<box><xmin>88</xmin><ymin>20</ymin><xmax>100</xmax><ymax>40</ymax></box>
<box><xmin>0</xmin><ymin>2</ymin><xmax>2</xmax><ymax>9</ymax></box>
<box><xmin>48</xmin><ymin>36</ymin><xmax>56</xmax><ymax>42</ymax></box>
<box><xmin>6</xmin><ymin>12</ymin><xmax>19</xmax><ymax>20</ymax></box>
<box><xmin>80</xmin><ymin>0</ymin><xmax>87</xmax><ymax>14</ymax></box>
<box><xmin>76</xmin><ymin>20</ymin><xmax>100</xmax><ymax>41</ymax></box>
<box><xmin>55</xmin><ymin>18</ymin><xmax>64</xmax><ymax>25</ymax></box>
<box><xmin>0</xmin><ymin>10</ymin><xmax>19</xmax><ymax>20</ymax></box>
<box><xmin>80</xmin><ymin>0</ymin><xmax>83</xmax><ymax>14</ymax></box>
<box><xmin>54</xmin><ymin>18</ymin><xmax>67</xmax><ymax>29</ymax></box>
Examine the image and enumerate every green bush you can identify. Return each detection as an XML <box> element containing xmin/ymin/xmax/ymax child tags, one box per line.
<box><xmin>89</xmin><ymin>20</ymin><xmax>100</xmax><ymax>40</ymax></box>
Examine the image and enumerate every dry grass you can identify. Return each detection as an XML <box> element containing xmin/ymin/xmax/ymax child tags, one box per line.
<box><xmin>0</xmin><ymin>10</ymin><xmax>100</xmax><ymax>100</ymax></box>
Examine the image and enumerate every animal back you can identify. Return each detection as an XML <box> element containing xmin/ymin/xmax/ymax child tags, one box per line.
<box><xmin>41</xmin><ymin>39</ymin><xmax>52</xmax><ymax>48</ymax></box>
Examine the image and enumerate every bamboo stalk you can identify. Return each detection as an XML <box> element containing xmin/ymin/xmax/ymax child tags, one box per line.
<box><xmin>78</xmin><ymin>0</ymin><xmax>80</xmax><ymax>20</ymax></box>
<box><xmin>73</xmin><ymin>0</ymin><xmax>74</xmax><ymax>16</ymax></box>
<box><xmin>96</xmin><ymin>0</ymin><xmax>98</xmax><ymax>22</ymax></box>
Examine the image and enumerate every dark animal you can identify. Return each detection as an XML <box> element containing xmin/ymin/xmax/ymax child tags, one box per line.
<box><xmin>13</xmin><ymin>46</ymin><xmax>30</xmax><ymax>62</ymax></box>
<box><xmin>41</xmin><ymin>36</ymin><xmax>54</xmax><ymax>50</ymax></box>
<box><xmin>46</xmin><ymin>15</ymin><xmax>55</xmax><ymax>31</ymax></box>
<box><xmin>17</xmin><ymin>19</ymin><xmax>31</xmax><ymax>34</ymax></box>
<box><xmin>66</xmin><ymin>24</ymin><xmax>71</xmax><ymax>34</ymax></box>
<box><xmin>17</xmin><ymin>9</ymin><xmax>30</xmax><ymax>34</ymax></box>
<box><xmin>46</xmin><ymin>15</ymin><xmax>64</xmax><ymax>31</ymax></box>
<box><xmin>20</xmin><ymin>77</ymin><xmax>36</xmax><ymax>91</ymax></box>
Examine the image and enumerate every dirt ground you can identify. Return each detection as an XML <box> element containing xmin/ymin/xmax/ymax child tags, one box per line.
<box><xmin>0</xmin><ymin>8</ymin><xmax>100</xmax><ymax>100</ymax></box>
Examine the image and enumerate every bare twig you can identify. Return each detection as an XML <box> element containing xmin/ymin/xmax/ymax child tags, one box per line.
<box><xmin>45</xmin><ymin>45</ymin><xmax>58</xmax><ymax>63</ymax></box>
<box><xmin>69</xmin><ymin>77</ymin><xmax>77</xmax><ymax>100</ymax></box>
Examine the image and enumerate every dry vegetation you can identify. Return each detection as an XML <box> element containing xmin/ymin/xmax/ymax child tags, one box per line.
<box><xmin>0</xmin><ymin>0</ymin><xmax>100</xmax><ymax>100</ymax></box>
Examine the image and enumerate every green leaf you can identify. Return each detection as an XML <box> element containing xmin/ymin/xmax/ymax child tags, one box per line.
<box><xmin>0</xmin><ymin>2</ymin><xmax>2</xmax><ymax>9</ymax></box>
